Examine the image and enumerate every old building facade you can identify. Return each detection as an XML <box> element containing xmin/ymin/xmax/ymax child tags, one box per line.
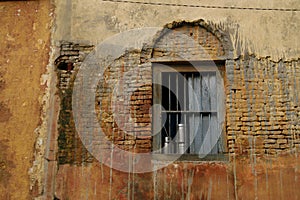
<box><xmin>0</xmin><ymin>0</ymin><xmax>299</xmax><ymax>199</ymax></box>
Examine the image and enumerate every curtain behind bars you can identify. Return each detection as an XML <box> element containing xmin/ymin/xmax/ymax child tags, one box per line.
<box><xmin>161</xmin><ymin>71</ymin><xmax>221</xmax><ymax>154</ymax></box>
<box><xmin>188</xmin><ymin>72</ymin><xmax>219</xmax><ymax>154</ymax></box>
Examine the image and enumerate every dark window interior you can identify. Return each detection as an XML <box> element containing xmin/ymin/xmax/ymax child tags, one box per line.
<box><xmin>159</xmin><ymin>71</ymin><xmax>222</xmax><ymax>154</ymax></box>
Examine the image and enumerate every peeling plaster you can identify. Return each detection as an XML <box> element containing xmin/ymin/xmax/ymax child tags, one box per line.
<box><xmin>28</xmin><ymin>2</ymin><xmax>57</xmax><ymax>199</ymax></box>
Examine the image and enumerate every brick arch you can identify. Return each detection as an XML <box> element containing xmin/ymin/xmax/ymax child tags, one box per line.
<box><xmin>140</xmin><ymin>19</ymin><xmax>233</xmax><ymax>63</ymax></box>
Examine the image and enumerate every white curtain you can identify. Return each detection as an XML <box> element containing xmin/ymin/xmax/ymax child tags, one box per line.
<box><xmin>188</xmin><ymin>73</ymin><xmax>219</xmax><ymax>155</ymax></box>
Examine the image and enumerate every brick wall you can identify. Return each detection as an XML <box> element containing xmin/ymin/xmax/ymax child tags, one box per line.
<box><xmin>55</xmin><ymin>22</ymin><xmax>300</xmax><ymax>165</ymax></box>
<box><xmin>96</xmin><ymin>52</ymin><xmax>153</xmax><ymax>153</ymax></box>
<box><xmin>227</xmin><ymin>57</ymin><xmax>300</xmax><ymax>155</ymax></box>
<box><xmin>55</xmin><ymin>42</ymin><xmax>95</xmax><ymax>164</ymax></box>
<box><xmin>152</xmin><ymin>24</ymin><xmax>225</xmax><ymax>61</ymax></box>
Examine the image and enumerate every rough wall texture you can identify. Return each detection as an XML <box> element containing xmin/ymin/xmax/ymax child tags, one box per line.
<box><xmin>55</xmin><ymin>21</ymin><xmax>299</xmax><ymax>159</ymax></box>
<box><xmin>1</xmin><ymin>0</ymin><xmax>299</xmax><ymax>199</ymax></box>
<box><xmin>227</xmin><ymin>57</ymin><xmax>300</xmax><ymax>155</ymax></box>
<box><xmin>152</xmin><ymin>24</ymin><xmax>226</xmax><ymax>61</ymax></box>
<box><xmin>55</xmin><ymin>42</ymin><xmax>95</xmax><ymax>165</ymax></box>
<box><xmin>53</xmin><ymin>155</ymin><xmax>300</xmax><ymax>199</ymax></box>
<box><xmin>51</xmin><ymin>17</ymin><xmax>300</xmax><ymax>199</ymax></box>
<box><xmin>96</xmin><ymin>52</ymin><xmax>153</xmax><ymax>153</ymax></box>
<box><xmin>55</xmin><ymin>22</ymin><xmax>228</xmax><ymax>164</ymax></box>
<box><xmin>0</xmin><ymin>1</ymin><xmax>52</xmax><ymax>199</ymax></box>
<box><xmin>54</xmin><ymin>0</ymin><xmax>300</xmax><ymax>60</ymax></box>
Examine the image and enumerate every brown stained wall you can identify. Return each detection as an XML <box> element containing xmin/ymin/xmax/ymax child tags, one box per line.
<box><xmin>0</xmin><ymin>1</ymin><xmax>52</xmax><ymax>199</ymax></box>
<box><xmin>55</xmin><ymin>24</ymin><xmax>227</xmax><ymax>165</ymax></box>
<box><xmin>227</xmin><ymin>58</ymin><xmax>300</xmax><ymax>155</ymax></box>
<box><xmin>55</xmin><ymin>42</ymin><xmax>95</xmax><ymax>165</ymax></box>
<box><xmin>53</xmin><ymin>154</ymin><xmax>300</xmax><ymax>199</ymax></box>
<box><xmin>53</xmin><ymin>21</ymin><xmax>300</xmax><ymax>199</ymax></box>
<box><xmin>0</xmin><ymin>0</ymin><xmax>299</xmax><ymax>199</ymax></box>
<box><xmin>54</xmin><ymin>162</ymin><xmax>154</xmax><ymax>199</ymax></box>
<box><xmin>56</xmin><ymin>22</ymin><xmax>300</xmax><ymax>163</ymax></box>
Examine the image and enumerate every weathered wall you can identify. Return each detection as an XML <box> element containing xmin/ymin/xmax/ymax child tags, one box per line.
<box><xmin>0</xmin><ymin>0</ymin><xmax>52</xmax><ymax>199</ymax></box>
<box><xmin>51</xmin><ymin>19</ymin><xmax>300</xmax><ymax>199</ymax></box>
<box><xmin>1</xmin><ymin>0</ymin><xmax>298</xmax><ymax>199</ymax></box>
<box><xmin>52</xmin><ymin>155</ymin><xmax>300</xmax><ymax>199</ymax></box>
<box><xmin>227</xmin><ymin>57</ymin><xmax>300</xmax><ymax>155</ymax></box>
<box><xmin>54</xmin><ymin>0</ymin><xmax>300</xmax><ymax>61</ymax></box>
<box><xmin>1</xmin><ymin>0</ymin><xmax>294</xmax><ymax>199</ymax></box>
<box><xmin>51</xmin><ymin>0</ymin><xmax>300</xmax><ymax>199</ymax></box>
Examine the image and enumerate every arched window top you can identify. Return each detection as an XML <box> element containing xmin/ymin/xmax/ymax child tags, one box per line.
<box><xmin>144</xmin><ymin>20</ymin><xmax>233</xmax><ymax>64</ymax></box>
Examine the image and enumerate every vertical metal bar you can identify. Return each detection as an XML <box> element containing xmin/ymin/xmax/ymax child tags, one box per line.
<box><xmin>208</xmin><ymin>73</ymin><xmax>211</xmax><ymax>154</ymax></box>
<box><xmin>191</xmin><ymin>112</ymin><xmax>196</xmax><ymax>154</ymax></box>
<box><xmin>183</xmin><ymin>74</ymin><xmax>186</xmax><ymax>111</ymax></box>
<box><xmin>168</xmin><ymin>74</ymin><xmax>172</xmax><ymax>153</ymax></box>
<box><xmin>208</xmin><ymin>72</ymin><xmax>211</xmax><ymax>111</ymax></box>
<box><xmin>215</xmin><ymin>71</ymin><xmax>219</xmax><ymax>153</ymax></box>
<box><xmin>209</xmin><ymin>113</ymin><xmax>211</xmax><ymax>154</ymax></box>
<box><xmin>192</xmin><ymin>73</ymin><xmax>195</xmax><ymax>153</ymax></box>
<box><xmin>199</xmin><ymin>73</ymin><xmax>202</xmax><ymax>103</ymax></box>
<box><xmin>168</xmin><ymin>73</ymin><xmax>171</xmax><ymax>110</ymax></box>
<box><xmin>184</xmin><ymin>73</ymin><xmax>188</xmax><ymax>153</ymax></box>
<box><xmin>176</xmin><ymin>73</ymin><xmax>179</xmax><ymax>154</ymax></box>
<box><xmin>192</xmin><ymin>73</ymin><xmax>194</xmax><ymax>107</ymax></box>
<box><xmin>176</xmin><ymin>73</ymin><xmax>178</xmax><ymax>111</ymax></box>
<box><xmin>199</xmin><ymin>113</ymin><xmax>203</xmax><ymax>154</ymax></box>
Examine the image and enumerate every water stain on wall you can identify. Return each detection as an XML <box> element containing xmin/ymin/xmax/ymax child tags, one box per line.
<box><xmin>0</xmin><ymin>72</ymin><xmax>10</xmax><ymax>123</ymax></box>
<box><xmin>0</xmin><ymin>139</ymin><xmax>15</xmax><ymax>187</ymax></box>
<box><xmin>0</xmin><ymin>102</ymin><xmax>11</xmax><ymax>123</ymax></box>
<box><xmin>0</xmin><ymin>71</ymin><xmax>5</xmax><ymax>92</ymax></box>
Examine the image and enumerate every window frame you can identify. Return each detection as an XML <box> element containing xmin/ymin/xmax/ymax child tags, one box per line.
<box><xmin>152</xmin><ymin>61</ymin><xmax>226</xmax><ymax>159</ymax></box>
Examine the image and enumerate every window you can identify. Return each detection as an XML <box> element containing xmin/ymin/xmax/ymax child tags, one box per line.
<box><xmin>152</xmin><ymin>62</ymin><xmax>225</xmax><ymax>156</ymax></box>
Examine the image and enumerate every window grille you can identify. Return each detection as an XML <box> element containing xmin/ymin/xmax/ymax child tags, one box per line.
<box><xmin>153</xmin><ymin>63</ymin><xmax>224</xmax><ymax>155</ymax></box>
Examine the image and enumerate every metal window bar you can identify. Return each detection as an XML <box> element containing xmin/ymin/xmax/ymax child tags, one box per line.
<box><xmin>168</xmin><ymin>73</ymin><xmax>171</xmax><ymax>152</ymax></box>
<box><xmin>183</xmin><ymin>73</ymin><xmax>188</xmax><ymax>153</ymax></box>
<box><xmin>175</xmin><ymin>73</ymin><xmax>179</xmax><ymax>153</ymax></box>
<box><xmin>161</xmin><ymin>71</ymin><xmax>218</xmax><ymax>154</ymax></box>
<box><xmin>190</xmin><ymin>73</ymin><xmax>195</xmax><ymax>153</ymax></box>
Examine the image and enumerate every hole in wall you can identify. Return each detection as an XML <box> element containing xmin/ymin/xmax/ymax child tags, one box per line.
<box><xmin>57</xmin><ymin>62</ymin><xmax>74</xmax><ymax>71</ymax></box>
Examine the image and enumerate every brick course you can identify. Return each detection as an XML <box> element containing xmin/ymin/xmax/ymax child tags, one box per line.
<box><xmin>227</xmin><ymin>57</ymin><xmax>300</xmax><ymax>155</ymax></box>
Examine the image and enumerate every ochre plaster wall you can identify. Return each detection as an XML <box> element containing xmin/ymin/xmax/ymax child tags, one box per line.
<box><xmin>0</xmin><ymin>1</ymin><xmax>52</xmax><ymax>199</ymax></box>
